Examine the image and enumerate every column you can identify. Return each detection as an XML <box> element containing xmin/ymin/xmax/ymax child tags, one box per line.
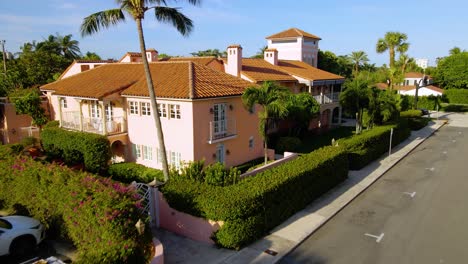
<box><xmin>58</xmin><ymin>97</ymin><xmax>63</xmax><ymax>127</ymax></box>
<box><xmin>78</xmin><ymin>99</ymin><xmax>83</xmax><ymax>131</ymax></box>
<box><xmin>100</xmin><ymin>101</ymin><xmax>107</xmax><ymax>135</ymax></box>
<box><xmin>121</xmin><ymin>98</ymin><xmax>128</xmax><ymax>133</ymax></box>
<box><xmin>338</xmin><ymin>106</ymin><xmax>342</xmax><ymax>126</ymax></box>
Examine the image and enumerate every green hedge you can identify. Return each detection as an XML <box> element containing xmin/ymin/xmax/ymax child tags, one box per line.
<box><xmin>275</xmin><ymin>136</ymin><xmax>302</xmax><ymax>153</ymax></box>
<box><xmin>41</xmin><ymin>127</ymin><xmax>111</xmax><ymax>173</ymax></box>
<box><xmin>400</xmin><ymin>110</ymin><xmax>422</xmax><ymax>118</ymax></box>
<box><xmin>0</xmin><ymin>147</ymin><xmax>151</xmax><ymax>263</ymax></box>
<box><xmin>161</xmin><ymin>146</ymin><xmax>348</xmax><ymax>249</ymax></box>
<box><xmin>339</xmin><ymin>122</ymin><xmax>411</xmax><ymax>170</ymax></box>
<box><xmin>444</xmin><ymin>89</ymin><xmax>468</xmax><ymax>104</ymax></box>
<box><xmin>108</xmin><ymin>162</ymin><xmax>164</xmax><ymax>184</ymax></box>
<box><xmin>407</xmin><ymin>117</ymin><xmax>430</xmax><ymax>131</ymax></box>
<box><xmin>234</xmin><ymin>157</ymin><xmax>265</xmax><ymax>174</ymax></box>
<box><xmin>400</xmin><ymin>95</ymin><xmax>442</xmax><ymax>111</ymax></box>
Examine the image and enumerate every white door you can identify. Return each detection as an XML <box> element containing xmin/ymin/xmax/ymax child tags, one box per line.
<box><xmin>213</xmin><ymin>103</ymin><xmax>227</xmax><ymax>136</ymax></box>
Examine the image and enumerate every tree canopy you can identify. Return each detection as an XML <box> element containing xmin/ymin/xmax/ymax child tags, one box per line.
<box><xmin>190</xmin><ymin>49</ymin><xmax>226</xmax><ymax>57</ymax></box>
<box><xmin>376</xmin><ymin>32</ymin><xmax>409</xmax><ymax>69</ymax></box>
<box><xmin>433</xmin><ymin>51</ymin><xmax>468</xmax><ymax>89</ymax></box>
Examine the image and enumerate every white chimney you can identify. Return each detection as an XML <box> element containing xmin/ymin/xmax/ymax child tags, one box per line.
<box><xmin>146</xmin><ymin>49</ymin><xmax>159</xmax><ymax>62</ymax></box>
<box><xmin>264</xmin><ymin>48</ymin><xmax>278</xmax><ymax>65</ymax></box>
<box><xmin>226</xmin><ymin>44</ymin><xmax>242</xmax><ymax>77</ymax></box>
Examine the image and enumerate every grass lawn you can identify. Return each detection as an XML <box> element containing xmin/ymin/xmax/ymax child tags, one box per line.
<box><xmin>296</xmin><ymin>126</ymin><xmax>355</xmax><ymax>153</ymax></box>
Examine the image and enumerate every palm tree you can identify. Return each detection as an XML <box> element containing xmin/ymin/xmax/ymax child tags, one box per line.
<box><xmin>57</xmin><ymin>34</ymin><xmax>81</xmax><ymax>59</ymax></box>
<box><xmin>396</xmin><ymin>54</ymin><xmax>414</xmax><ymax>73</ymax></box>
<box><xmin>376</xmin><ymin>32</ymin><xmax>409</xmax><ymax>68</ymax></box>
<box><xmin>190</xmin><ymin>49</ymin><xmax>226</xmax><ymax>57</ymax></box>
<box><xmin>242</xmin><ymin>81</ymin><xmax>290</xmax><ymax>164</ymax></box>
<box><xmin>449</xmin><ymin>46</ymin><xmax>462</xmax><ymax>55</ymax></box>
<box><xmin>82</xmin><ymin>51</ymin><xmax>102</xmax><ymax>60</ymax></box>
<box><xmin>251</xmin><ymin>45</ymin><xmax>268</xmax><ymax>59</ymax></box>
<box><xmin>80</xmin><ymin>0</ymin><xmax>201</xmax><ymax>182</ymax></box>
<box><xmin>349</xmin><ymin>51</ymin><xmax>369</xmax><ymax>74</ymax></box>
<box><xmin>339</xmin><ymin>79</ymin><xmax>370</xmax><ymax>134</ymax></box>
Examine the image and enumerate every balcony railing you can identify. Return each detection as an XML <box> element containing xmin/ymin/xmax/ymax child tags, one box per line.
<box><xmin>61</xmin><ymin>111</ymin><xmax>126</xmax><ymax>135</ymax></box>
<box><xmin>312</xmin><ymin>92</ymin><xmax>341</xmax><ymax>104</ymax></box>
<box><xmin>208</xmin><ymin>118</ymin><xmax>237</xmax><ymax>144</ymax></box>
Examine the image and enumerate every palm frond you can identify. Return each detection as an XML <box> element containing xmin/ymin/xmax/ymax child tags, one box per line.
<box><xmin>80</xmin><ymin>9</ymin><xmax>126</xmax><ymax>36</ymax></box>
<box><xmin>155</xmin><ymin>6</ymin><xmax>193</xmax><ymax>36</ymax></box>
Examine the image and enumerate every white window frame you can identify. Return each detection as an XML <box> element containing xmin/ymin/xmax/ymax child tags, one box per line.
<box><xmin>134</xmin><ymin>144</ymin><xmax>142</xmax><ymax>159</ymax></box>
<box><xmin>169</xmin><ymin>151</ymin><xmax>182</xmax><ymax>169</ymax></box>
<box><xmin>129</xmin><ymin>101</ymin><xmax>139</xmax><ymax>115</ymax></box>
<box><xmin>169</xmin><ymin>104</ymin><xmax>181</xmax><ymax>119</ymax></box>
<box><xmin>90</xmin><ymin>101</ymin><xmax>101</xmax><ymax>118</ymax></box>
<box><xmin>61</xmin><ymin>98</ymin><xmax>68</xmax><ymax>109</ymax></box>
<box><xmin>143</xmin><ymin>145</ymin><xmax>153</xmax><ymax>161</ymax></box>
<box><xmin>158</xmin><ymin>103</ymin><xmax>167</xmax><ymax>118</ymax></box>
<box><xmin>141</xmin><ymin>102</ymin><xmax>151</xmax><ymax>116</ymax></box>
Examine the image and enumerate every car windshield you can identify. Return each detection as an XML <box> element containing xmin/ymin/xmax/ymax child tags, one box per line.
<box><xmin>0</xmin><ymin>218</ymin><xmax>12</xmax><ymax>229</ymax></box>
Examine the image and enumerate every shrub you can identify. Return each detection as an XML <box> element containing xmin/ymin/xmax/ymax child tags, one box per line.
<box><xmin>41</xmin><ymin>127</ymin><xmax>111</xmax><ymax>173</ymax></box>
<box><xmin>444</xmin><ymin>89</ymin><xmax>468</xmax><ymax>105</ymax></box>
<box><xmin>400</xmin><ymin>95</ymin><xmax>442</xmax><ymax>111</ymax></box>
<box><xmin>107</xmin><ymin>162</ymin><xmax>164</xmax><ymax>183</ymax></box>
<box><xmin>441</xmin><ymin>104</ymin><xmax>468</xmax><ymax>112</ymax></box>
<box><xmin>162</xmin><ymin>146</ymin><xmax>348</xmax><ymax>249</ymax></box>
<box><xmin>43</xmin><ymin>120</ymin><xmax>60</xmax><ymax>129</ymax></box>
<box><xmin>234</xmin><ymin>157</ymin><xmax>264</xmax><ymax>174</ymax></box>
<box><xmin>0</xmin><ymin>153</ymin><xmax>151</xmax><ymax>263</ymax></box>
<box><xmin>400</xmin><ymin>109</ymin><xmax>422</xmax><ymax>118</ymax></box>
<box><xmin>275</xmin><ymin>136</ymin><xmax>302</xmax><ymax>153</ymax></box>
<box><xmin>407</xmin><ymin>117</ymin><xmax>430</xmax><ymax>131</ymax></box>
<box><xmin>180</xmin><ymin>160</ymin><xmax>205</xmax><ymax>182</ymax></box>
<box><xmin>339</xmin><ymin>122</ymin><xmax>411</xmax><ymax>170</ymax></box>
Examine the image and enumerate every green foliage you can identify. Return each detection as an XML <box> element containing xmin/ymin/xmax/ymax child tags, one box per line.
<box><xmin>406</xmin><ymin>117</ymin><xmax>430</xmax><ymax>131</ymax></box>
<box><xmin>107</xmin><ymin>162</ymin><xmax>164</xmax><ymax>183</ymax></box>
<box><xmin>275</xmin><ymin>136</ymin><xmax>302</xmax><ymax>153</ymax></box>
<box><xmin>190</xmin><ymin>49</ymin><xmax>226</xmax><ymax>57</ymax></box>
<box><xmin>175</xmin><ymin>161</ymin><xmax>240</xmax><ymax>187</ymax></box>
<box><xmin>180</xmin><ymin>160</ymin><xmax>205</xmax><ymax>182</ymax></box>
<box><xmin>433</xmin><ymin>52</ymin><xmax>468</xmax><ymax>89</ymax></box>
<box><xmin>441</xmin><ymin>104</ymin><xmax>468</xmax><ymax>112</ymax></box>
<box><xmin>444</xmin><ymin>89</ymin><xmax>468</xmax><ymax>104</ymax></box>
<box><xmin>285</xmin><ymin>93</ymin><xmax>320</xmax><ymax>136</ymax></box>
<box><xmin>41</xmin><ymin>127</ymin><xmax>111</xmax><ymax>173</ymax></box>
<box><xmin>9</xmin><ymin>88</ymin><xmax>48</xmax><ymax>126</ymax></box>
<box><xmin>234</xmin><ymin>157</ymin><xmax>265</xmax><ymax>174</ymax></box>
<box><xmin>339</xmin><ymin>122</ymin><xmax>411</xmax><ymax>170</ymax></box>
<box><xmin>317</xmin><ymin>50</ymin><xmax>352</xmax><ymax>78</ymax></box>
<box><xmin>296</xmin><ymin>126</ymin><xmax>355</xmax><ymax>153</ymax></box>
<box><xmin>20</xmin><ymin>136</ymin><xmax>38</xmax><ymax>148</ymax></box>
<box><xmin>400</xmin><ymin>109</ymin><xmax>422</xmax><ymax>118</ymax></box>
<box><xmin>0</xmin><ymin>154</ymin><xmax>151</xmax><ymax>263</ymax></box>
<box><xmin>400</xmin><ymin>95</ymin><xmax>442</xmax><ymax>111</ymax></box>
<box><xmin>43</xmin><ymin>120</ymin><xmax>60</xmax><ymax>129</ymax></box>
<box><xmin>161</xmin><ymin>146</ymin><xmax>348</xmax><ymax>249</ymax></box>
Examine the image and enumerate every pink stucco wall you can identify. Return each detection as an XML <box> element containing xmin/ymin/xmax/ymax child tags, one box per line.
<box><xmin>158</xmin><ymin>191</ymin><xmax>222</xmax><ymax>244</ymax></box>
<box><xmin>192</xmin><ymin>97</ymin><xmax>264</xmax><ymax>168</ymax></box>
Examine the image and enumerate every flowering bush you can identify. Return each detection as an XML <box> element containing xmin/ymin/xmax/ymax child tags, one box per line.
<box><xmin>0</xmin><ymin>146</ymin><xmax>151</xmax><ymax>263</ymax></box>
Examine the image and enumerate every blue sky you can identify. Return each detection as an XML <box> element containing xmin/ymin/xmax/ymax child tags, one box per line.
<box><xmin>1</xmin><ymin>0</ymin><xmax>467</xmax><ymax>66</ymax></box>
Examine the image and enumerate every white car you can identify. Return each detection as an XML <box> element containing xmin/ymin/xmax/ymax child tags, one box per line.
<box><xmin>0</xmin><ymin>215</ymin><xmax>45</xmax><ymax>256</ymax></box>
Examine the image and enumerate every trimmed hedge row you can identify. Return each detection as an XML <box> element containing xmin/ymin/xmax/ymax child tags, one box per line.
<box><xmin>400</xmin><ymin>109</ymin><xmax>423</xmax><ymax>118</ymax></box>
<box><xmin>41</xmin><ymin>127</ymin><xmax>111</xmax><ymax>173</ymax></box>
<box><xmin>444</xmin><ymin>89</ymin><xmax>468</xmax><ymax>105</ymax></box>
<box><xmin>162</xmin><ymin>146</ymin><xmax>348</xmax><ymax>249</ymax></box>
<box><xmin>108</xmin><ymin>162</ymin><xmax>164</xmax><ymax>184</ymax></box>
<box><xmin>339</xmin><ymin>122</ymin><xmax>411</xmax><ymax>170</ymax></box>
<box><xmin>401</xmin><ymin>95</ymin><xmax>442</xmax><ymax>111</ymax></box>
<box><xmin>0</xmin><ymin>146</ymin><xmax>151</xmax><ymax>263</ymax></box>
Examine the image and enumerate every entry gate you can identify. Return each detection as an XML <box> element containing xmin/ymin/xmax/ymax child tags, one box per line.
<box><xmin>132</xmin><ymin>182</ymin><xmax>159</xmax><ymax>227</ymax></box>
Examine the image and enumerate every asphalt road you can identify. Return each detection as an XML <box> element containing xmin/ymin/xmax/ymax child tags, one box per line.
<box><xmin>281</xmin><ymin>116</ymin><xmax>468</xmax><ymax>264</ymax></box>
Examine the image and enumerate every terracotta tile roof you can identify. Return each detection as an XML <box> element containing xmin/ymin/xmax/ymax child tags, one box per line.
<box><xmin>118</xmin><ymin>49</ymin><xmax>158</xmax><ymax>62</ymax></box>
<box><xmin>162</xmin><ymin>56</ymin><xmax>219</xmax><ymax>66</ymax></box>
<box><xmin>227</xmin><ymin>44</ymin><xmax>242</xmax><ymax>49</ymax></box>
<box><xmin>240</xmin><ymin>59</ymin><xmax>297</xmax><ymax>82</ymax></box>
<box><xmin>75</xmin><ymin>59</ymin><xmax>115</xmax><ymax>63</ymax></box>
<box><xmin>41</xmin><ymin>62</ymin><xmax>253</xmax><ymax>100</ymax></box>
<box><xmin>277</xmin><ymin>60</ymin><xmax>344</xmax><ymax>81</ymax></box>
<box><xmin>266</xmin><ymin>28</ymin><xmax>321</xmax><ymax>40</ymax></box>
<box><xmin>404</xmin><ymin>72</ymin><xmax>432</xmax><ymax>79</ymax></box>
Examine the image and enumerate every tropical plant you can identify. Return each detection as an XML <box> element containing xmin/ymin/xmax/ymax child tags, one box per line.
<box><xmin>349</xmin><ymin>51</ymin><xmax>369</xmax><ymax>75</ymax></box>
<box><xmin>449</xmin><ymin>46</ymin><xmax>463</xmax><ymax>55</ymax></box>
<box><xmin>251</xmin><ymin>45</ymin><xmax>268</xmax><ymax>59</ymax></box>
<box><xmin>433</xmin><ymin>50</ymin><xmax>468</xmax><ymax>89</ymax></box>
<box><xmin>396</xmin><ymin>53</ymin><xmax>414</xmax><ymax>74</ymax></box>
<box><xmin>9</xmin><ymin>88</ymin><xmax>48</xmax><ymax>127</ymax></box>
<box><xmin>285</xmin><ymin>92</ymin><xmax>320</xmax><ymax>136</ymax></box>
<box><xmin>80</xmin><ymin>0</ymin><xmax>201</xmax><ymax>181</ymax></box>
<box><xmin>242</xmin><ymin>81</ymin><xmax>290</xmax><ymax>164</ymax></box>
<box><xmin>82</xmin><ymin>51</ymin><xmax>102</xmax><ymax>60</ymax></box>
<box><xmin>56</xmin><ymin>34</ymin><xmax>81</xmax><ymax>59</ymax></box>
<box><xmin>190</xmin><ymin>49</ymin><xmax>226</xmax><ymax>57</ymax></box>
<box><xmin>339</xmin><ymin>79</ymin><xmax>370</xmax><ymax>133</ymax></box>
<box><xmin>376</xmin><ymin>32</ymin><xmax>409</xmax><ymax>68</ymax></box>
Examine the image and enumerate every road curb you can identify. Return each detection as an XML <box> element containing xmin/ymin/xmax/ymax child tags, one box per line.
<box><xmin>271</xmin><ymin>121</ymin><xmax>446</xmax><ymax>263</ymax></box>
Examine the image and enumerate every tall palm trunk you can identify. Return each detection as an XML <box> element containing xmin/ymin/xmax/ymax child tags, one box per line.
<box><xmin>389</xmin><ymin>47</ymin><xmax>395</xmax><ymax>68</ymax></box>
<box><xmin>136</xmin><ymin>18</ymin><xmax>170</xmax><ymax>181</ymax></box>
<box><xmin>263</xmin><ymin>118</ymin><xmax>268</xmax><ymax>165</ymax></box>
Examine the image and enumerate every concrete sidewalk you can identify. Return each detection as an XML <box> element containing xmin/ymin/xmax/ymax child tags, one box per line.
<box><xmin>155</xmin><ymin>120</ymin><xmax>446</xmax><ymax>264</ymax></box>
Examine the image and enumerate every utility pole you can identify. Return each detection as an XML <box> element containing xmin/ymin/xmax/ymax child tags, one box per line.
<box><xmin>1</xmin><ymin>40</ymin><xmax>6</xmax><ymax>74</ymax></box>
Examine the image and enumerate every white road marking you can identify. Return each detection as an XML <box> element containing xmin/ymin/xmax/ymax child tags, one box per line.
<box><xmin>403</xmin><ymin>191</ymin><xmax>416</xmax><ymax>198</ymax></box>
<box><xmin>459</xmin><ymin>132</ymin><xmax>462</xmax><ymax>135</ymax></box>
<box><xmin>452</xmin><ymin>140</ymin><xmax>456</xmax><ymax>143</ymax></box>
<box><xmin>443</xmin><ymin>151</ymin><xmax>447</xmax><ymax>155</ymax></box>
<box><xmin>425</xmin><ymin>167</ymin><xmax>435</xmax><ymax>172</ymax></box>
<box><xmin>364</xmin><ymin>232</ymin><xmax>385</xmax><ymax>243</ymax></box>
